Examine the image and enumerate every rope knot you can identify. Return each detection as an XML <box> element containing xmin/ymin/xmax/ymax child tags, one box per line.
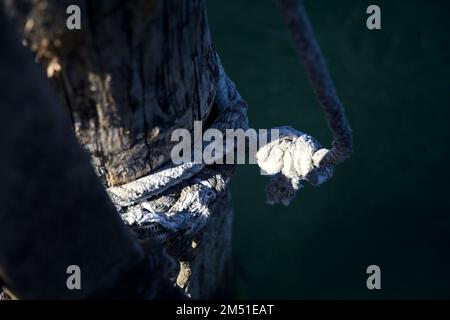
<box><xmin>256</xmin><ymin>126</ymin><xmax>334</xmax><ymax>205</ymax></box>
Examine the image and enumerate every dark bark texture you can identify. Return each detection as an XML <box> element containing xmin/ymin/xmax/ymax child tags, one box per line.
<box><xmin>3</xmin><ymin>0</ymin><xmax>232</xmax><ymax>298</ymax></box>
<box><xmin>5</xmin><ymin>0</ymin><xmax>219</xmax><ymax>187</ymax></box>
<box><xmin>0</xmin><ymin>9</ymin><xmax>176</xmax><ymax>299</ymax></box>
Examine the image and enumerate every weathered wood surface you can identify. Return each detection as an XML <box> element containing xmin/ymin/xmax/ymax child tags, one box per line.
<box><xmin>5</xmin><ymin>0</ymin><xmax>219</xmax><ymax>187</ymax></box>
<box><xmin>3</xmin><ymin>0</ymin><xmax>233</xmax><ymax>298</ymax></box>
<box><xmin>0</xmin><ymin>9</ymin><xmax>171</xmax><ymax>299</ymax></box>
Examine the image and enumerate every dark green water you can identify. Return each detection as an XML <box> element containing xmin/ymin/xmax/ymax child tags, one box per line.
<box><xmin>207</xmin><ymin>0</ymin><xmax>450</xmax><ymax>299</ymax></box>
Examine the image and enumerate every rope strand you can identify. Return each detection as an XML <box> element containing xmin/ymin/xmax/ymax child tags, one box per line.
<box><xmin>276</xmin><ymin>0</ymin><xmax>353</xmax><ymax>165</ymax></box>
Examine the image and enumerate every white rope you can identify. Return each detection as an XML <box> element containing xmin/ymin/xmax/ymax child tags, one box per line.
<box><xmin>107</xmin><ymin>53</ymin><xmax>335</xmax><ymax>240</ymax></box>
<box><xmin>257</xmin><ymin>126</ymin><xmax>333</xmax><ymax>205</ymax></box>
<box><xmin>107</xmin><ymin>53</ymin><xmax>246</xmax><ymax>240</ymax></box>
